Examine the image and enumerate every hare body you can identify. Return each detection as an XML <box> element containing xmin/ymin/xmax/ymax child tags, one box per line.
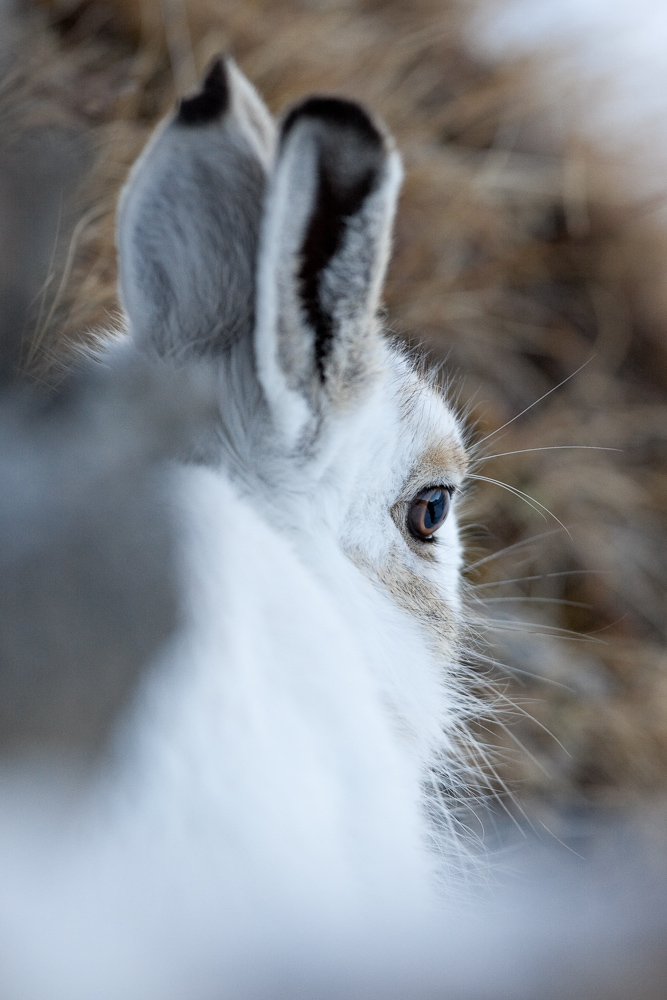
<box><xmin>118</xmin><ymin>55</ymin><xmax>469</xmax><ymax>765</ymax></box>
<box><xmin>0</xmin><ymin>58</ymin><xmax>475</xmax><ymax>996</ymax></box>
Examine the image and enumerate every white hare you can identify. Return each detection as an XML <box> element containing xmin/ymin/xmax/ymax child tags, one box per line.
<box><xmin>0</xmin><ymin>57</ymin><xmax>479</xmax><ymax>998</ymax></box>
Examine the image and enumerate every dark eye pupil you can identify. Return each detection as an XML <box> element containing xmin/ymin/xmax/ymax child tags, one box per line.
<box><xmin>408</xmin><ymin>487</ymin><xmax>451</xmax><ymax>540</ymax></box>
<box><xmin>424</xmin><ymin>490</ymin><xmax>446</xmax><ymax>530</ymax></box>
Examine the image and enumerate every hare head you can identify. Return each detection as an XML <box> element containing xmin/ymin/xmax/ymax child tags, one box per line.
<box><xmin>116</xmin><ymin>57</ymin><xmax>472</xmax><ymax>806</ymax></box>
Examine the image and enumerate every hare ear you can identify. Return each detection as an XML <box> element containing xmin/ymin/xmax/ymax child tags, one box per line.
<box><xmin>255</xmin><ymin>97</ymin><xmax>402</xmax><ymax>444</ymax></box>
<box><xmin>117</xmin><ymin>57</ymin><xmax>276</xmax><ymax>357</ymax></box>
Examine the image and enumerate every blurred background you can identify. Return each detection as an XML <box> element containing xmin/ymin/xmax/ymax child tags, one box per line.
<box><xmin>1</xmin><ymin>0</ymin><xmax>666</xmax><ymax>851</ymax></box>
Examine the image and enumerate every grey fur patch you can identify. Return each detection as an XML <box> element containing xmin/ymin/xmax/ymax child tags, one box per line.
<box><xmin>118</xmin><ymin>57</ymin><xmax>275</xmax><ymax>358</ymax></box>
<box><xmin>0</xmin><ymin>355</ymin><xmax>214</xmax><ymax>760</ymax></box>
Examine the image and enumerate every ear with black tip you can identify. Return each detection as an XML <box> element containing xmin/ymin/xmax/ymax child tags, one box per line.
<box><xmin>176</xmin><ymin>57</ymin><xmax>229</xmax><ymax>126</ymax></box>
<box><xmin>117</xmin><ymin>56</ymin><xmax>276</xmax><ymax>358</ymax></box>
<box><xmin>254</xmin><ymin>96</ymin><xmax>402</xmax><ymax>443</ymax></box>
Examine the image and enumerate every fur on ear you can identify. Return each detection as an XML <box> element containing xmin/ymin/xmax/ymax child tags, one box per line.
<box><xmin>117</xmin><ymin>56</ymin><xmax>276</xmax><ymax>358</ymax></box>
<box><xmin>255</xmin><ymin>96</ymin><xmax>402</xmax><ymax>444</ymax></box>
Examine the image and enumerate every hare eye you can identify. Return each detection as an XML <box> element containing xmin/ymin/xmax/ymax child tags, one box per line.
<box><xmin>407</xmin><ymin>487</ymin><xmax>451</xmax><ymax>541</ymax></box>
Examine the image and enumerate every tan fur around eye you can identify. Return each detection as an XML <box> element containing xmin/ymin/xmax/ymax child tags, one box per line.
<box><xmin>399</xmin><ymin>442</ymin><xmax>468</xmax><ymax>501</ymax></box>
<box><xmin>389</xmin><ymin>439</ymin><xmax>468</xmax><ymax>558</ymax></box>
<box><xmin>349</xmin><ymin>548</ymin><xmax>457</xmax><ymax>657</ymax></box>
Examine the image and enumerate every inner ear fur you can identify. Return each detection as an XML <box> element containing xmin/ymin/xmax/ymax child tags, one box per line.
<box><xmin>257</xmin><ymin>96</ymin><xmax>401</xmax><ymax>422</ymax></box>
<box><xmin>283</xmin><ymin>98</ymin><xmax>387</xmax><ymax>381</ymax></box>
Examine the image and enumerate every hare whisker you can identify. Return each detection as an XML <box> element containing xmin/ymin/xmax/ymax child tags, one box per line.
<box><xmin>466</xmin><ymin>617</ymin><xmax>602</xmax><ymax>642</ymax></box>
<box><xmin>476</xmin><ymin>355</ymin><xmax>595</xmax><ymax>447</ymax></box>
<box><xmin>475</xmin><ymin>597</ymin><xmax>593</xmax><ymax>609</ymax></box>
<box><xmin>478</xmin><ymin>445</ymin><xmax>622</xmax><ymax>462</ymax></box>
<box><xmin>465</xmin><ymin>528</ymin><xmax>563</xmax><ymax>572</ymax></box>
<box><xmin>468</xmin><ymin>473</ymin><xmax>573</xmax><ymax>539</ymax></box>
<box><xmin>461</xmin><ymin>649</ymin><xmax>575</xmax><ymax>693</ymax></box>
<box><xmin>470</xmin><ymin>569</ymin><xmax>609</xmax><ymax>589</ymax></box>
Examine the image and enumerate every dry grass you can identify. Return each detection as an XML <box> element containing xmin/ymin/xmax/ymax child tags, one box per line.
<box><xmin>8</xmin><ymin>0</ymin><xmax>667</xmax><ymax>831</ymax></box>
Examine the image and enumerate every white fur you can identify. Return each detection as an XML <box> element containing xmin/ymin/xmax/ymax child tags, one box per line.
<box><xmin>0</xmin><ymin>61</ymin><xmax>476</xmax><ymax>996</ymax></box>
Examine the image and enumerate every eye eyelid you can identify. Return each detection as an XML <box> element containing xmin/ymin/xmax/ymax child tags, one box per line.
<box><xmin>412</xmin><ymin>483</ymin><xmax>455</xmax><ymax>499</ymax></box>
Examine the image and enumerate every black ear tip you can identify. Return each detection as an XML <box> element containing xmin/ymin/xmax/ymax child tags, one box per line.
<box><xmin>177</xmin><ymin>56</ymin><xmax>230</xmax><ymax>127</ymax></box>
<box><xmin>281</xmin><ymin>96</ymin><xmax>384</xmax><ymax>151</ymax></box>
